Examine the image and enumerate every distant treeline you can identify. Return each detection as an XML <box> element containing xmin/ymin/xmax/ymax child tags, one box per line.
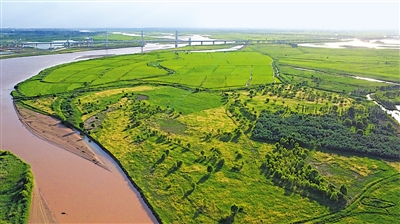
<box><xmin>252</xmin><ymin>107</ymin><xmax>400</xmax><ymax>159</ymax></box>
<box><xmin>2</xmin><ymin>28</ymin><xmax>101</xmax><ymax>42</ymax></box>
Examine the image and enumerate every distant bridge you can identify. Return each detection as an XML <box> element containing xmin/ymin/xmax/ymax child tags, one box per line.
<box><xmin>18</xmin><ymin>31</ymin><xmax>268</xmax><ymax>49</ymax></box>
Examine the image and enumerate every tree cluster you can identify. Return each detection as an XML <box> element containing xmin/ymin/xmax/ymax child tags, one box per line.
<box><xmin>252</xmin><ymin>109</ymin><xmax>400</xmax><ymax>159</ymax></box>
<box><xmin>260</xmin><ymin>143</ymin><xmax>346</xmax><ymax>203</ymax></box>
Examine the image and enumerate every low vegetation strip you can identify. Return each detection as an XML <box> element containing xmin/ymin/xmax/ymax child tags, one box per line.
<box><xmin>0</xmin><ymin>150</ymin><xmax>33</xmax><ymax>224</ymax></box>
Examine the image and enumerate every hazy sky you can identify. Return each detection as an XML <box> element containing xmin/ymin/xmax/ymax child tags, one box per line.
<box><xmin>1</xmin><ymin>0</ymin><xmax>399</xmax><ymax>30</ymax></box>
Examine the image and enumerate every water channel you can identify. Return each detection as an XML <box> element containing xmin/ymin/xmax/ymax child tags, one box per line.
<box><xmin>0</xmin><ymin>44</ymin><xmax>176</xmax><ymax>223</ymax></box>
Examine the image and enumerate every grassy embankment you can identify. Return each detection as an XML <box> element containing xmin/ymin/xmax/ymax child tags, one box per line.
<box><xmin>12</xmin><ymin>44</ymin><xmax>400</xmax><ymax>223</ymax></box>
<box><xmin>0</xmin><ymin>150</ymin><xmax>34</xmax><ymax>224</ymax></box>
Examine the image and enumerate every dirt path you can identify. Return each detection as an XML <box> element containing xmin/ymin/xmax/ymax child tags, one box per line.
<box><xmin>14</xmin><ymin>104</ymin><xmax>110</xmax><ymax>171</ymax></box>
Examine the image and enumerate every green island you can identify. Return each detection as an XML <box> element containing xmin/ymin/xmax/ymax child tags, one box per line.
<box><xmin>0</xmin><ymin>150</ymin><xmax>34</xmax><ymax>224</ymax></box>
<box><xmin>12</xmin><ymin>35</ymin><xmax>400</xmax><ymax>223</ymax></box>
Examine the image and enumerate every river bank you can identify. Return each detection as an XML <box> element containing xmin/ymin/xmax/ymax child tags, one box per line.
<box><xmin>14</xmin><ymin>103</ymin><xmax>158</xmax><ymax>223</ymax></box>
<box><xmin>14</xmin><ymin>104</ymin><xmax>110</xmax><ymax>171</ymax></box>
<box><xmin>1</xmin><ymin>45</ymin><xmax>173</xmax><ymax>223</ymax></box>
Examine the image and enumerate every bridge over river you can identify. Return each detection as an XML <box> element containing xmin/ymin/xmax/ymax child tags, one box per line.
<box><xmin>19</xmin><ymin>31</ymin><xmax>267</xmax><ymax>49</ymax></box>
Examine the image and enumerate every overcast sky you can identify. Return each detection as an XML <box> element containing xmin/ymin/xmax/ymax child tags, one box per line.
<box><xmin>1</xmin><ymin>0</ymin><xmax>399</xmax><ymax>30</ymax></box>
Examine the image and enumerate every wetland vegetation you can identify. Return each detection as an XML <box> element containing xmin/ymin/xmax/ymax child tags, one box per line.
<box><xmin>10</xmin><ymin>31</ymin><xmax>400</xmax><ymax>223</ymax></box>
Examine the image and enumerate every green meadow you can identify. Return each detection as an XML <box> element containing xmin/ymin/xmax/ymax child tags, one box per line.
<box><xmin>15</xmin><ymin>50</ymin><xmax>275</xmax><ymax>98</ymax></box>
<box><xmin>249</xmin><ymin>44</ymin><xmax>399</xmax><ymax>95</ymax></box>
<box><xmin>13</xmin><ymin>43</ymin><xmax>400</xmax><ymax>223</ymax></box>
<box><xmin>0</xmin><ymin>151</ymin><xmax>34</xmax><ymax>224</ymax></box>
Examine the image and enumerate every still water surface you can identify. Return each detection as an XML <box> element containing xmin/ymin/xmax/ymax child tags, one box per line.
<box><xmin>0</xmin><ymin>44</ymin><xmax>174</xmax><ymax>223</ymax></box>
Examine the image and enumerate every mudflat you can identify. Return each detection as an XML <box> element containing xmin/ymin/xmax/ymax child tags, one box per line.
<box><xmin>14</xmin><ymin>104</ymin><xmax>110</xmax><ymax>171</ymax></box>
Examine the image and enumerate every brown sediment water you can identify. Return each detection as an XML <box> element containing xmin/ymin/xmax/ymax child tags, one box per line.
<box><xmin>0</xmin><ymin>45</ymin><xmax>173</xmax><ymax>223</ymax></box>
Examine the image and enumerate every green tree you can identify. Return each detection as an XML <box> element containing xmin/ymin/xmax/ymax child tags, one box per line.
<box><xmin>207</xmin><ymin>165</ymin><xmax>213</xmax><ymax>173</ymax></box>
<box><xmin>340</xmin><ymin>184</ymin><xmax>348</xmax><ymax>196</ymax></box>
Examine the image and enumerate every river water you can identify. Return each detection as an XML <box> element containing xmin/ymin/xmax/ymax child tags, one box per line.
<box><xmin>0</xmin><ymin>44</ymin><xmax>175</xmax><ymax>223</ymax></box>
<box><xmin>366</xmin><ymin>94</ymin><xmax>400</xmax><ymax>124</ymax></box>
<box><xmin>298</xmin><ymin>38</ymin><xmax>400</xmax><ymax>49</ymax></box>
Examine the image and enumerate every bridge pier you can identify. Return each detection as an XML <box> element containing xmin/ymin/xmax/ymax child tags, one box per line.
<box><xmin>224</xmin><ymin>41</ymin><xmax>226</xmax><ymax>44</ymax></box>
<box><xmin>175</xmin><ymin>31</ymin><xmax>178</xmax><ymax>48</ymax></box>
<box><xmin>212</xmin><ymin>41</ymin><xmax>215</xmax><ymax>45</ymax></box>
<box><xmin>141</xmin><ymin>31</ymin><xmax>144</xmax><ymax>53</ymax></box>
<box><xmin>201</xmin><ymin>41</ymin><xmax>203</xmax><ymax>45</ymax></box>
<box><xmin>106</xmin><ymin>32</ymin><xmax>108</xmax><ymax>48</ymax></box>
<box><xmin>188</xmin><ymin>37</ymin><xmax>191</xmax><ymax>46</ymax></box>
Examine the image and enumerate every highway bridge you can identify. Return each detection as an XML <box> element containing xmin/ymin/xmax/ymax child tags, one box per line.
<box><xmin>18</xmin><ymin>31</ymin><xmax>266</xmax><ymax>49</ymax></box>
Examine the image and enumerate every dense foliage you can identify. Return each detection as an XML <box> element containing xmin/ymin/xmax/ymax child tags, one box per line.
<box><xmin>260</xmin><ymin>144</ymin><xmax>346</xmax><ymax>203</ymax></box>
<box><xmin>252</xmin><ymin>108</ymin><xmax>400</xmax><ymax>159</ymax></box>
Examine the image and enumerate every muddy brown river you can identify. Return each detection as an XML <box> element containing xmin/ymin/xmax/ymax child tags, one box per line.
<box><xmin>0</xmin><ymin>44</ymin><xmax>173</xmax><ymax>223</ymax></box>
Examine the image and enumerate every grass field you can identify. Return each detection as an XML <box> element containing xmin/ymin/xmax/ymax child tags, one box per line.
<box><xmin>15</xmin><ymin>50</ymin><xmax>275</xmax><ymax>98</ymax></box>
<box><xmin>0</xmin><ymin>150</ymin><xmax>34</xmax><ymax>224</ymax></box>
<box><xmin>249</xmin><ymin>44</ymin><xmax>399</xmax><ymax>95</ymax></box>
<box><xmin>13</xmin><ymin>42</ymin><xmax>400</xmax><ymax>223</ymax></box>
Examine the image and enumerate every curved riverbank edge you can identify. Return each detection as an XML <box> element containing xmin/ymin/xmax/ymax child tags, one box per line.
<box><xmin>83</xmin><ymin>131</ymin><xmax>163</xmax><ymax>224</ymax></box>
<box><xmin>29</xmin><ymin>181</ymin><xmax>58</xmax><ymax>223</ymax></box>
<box><xmin>14</xmin><ymin>103</ymin><xmax>162</xmax><ymax>223</ymax></box>
<box><xmin>13</xmin><ymin>103</ymin><xmax>110</xmax><ymax>171</ymax></box>
<box><xmin>0</xmin><ymin>150</ymin><xmax>34</xmax><ymax>223</ymax></box>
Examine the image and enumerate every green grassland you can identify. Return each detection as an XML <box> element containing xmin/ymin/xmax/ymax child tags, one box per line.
<box><xmin>14</xmin><ymin>50</ymin><xmax>275</xmax><ymax>98</ymax></box>
<box><xmin>13</xmin><ymin>43</ymin><xmax>400</xmax><ymax>223</ymax></box>
<box><xmin>0</xmin><ymin>151</ymin><xmax>34</xmax><ymax>224</ymax></box>
<box><xmin>248</xmin><ymin>44</ymin><xmax>399</xmax><ymax>95</ymax></box>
